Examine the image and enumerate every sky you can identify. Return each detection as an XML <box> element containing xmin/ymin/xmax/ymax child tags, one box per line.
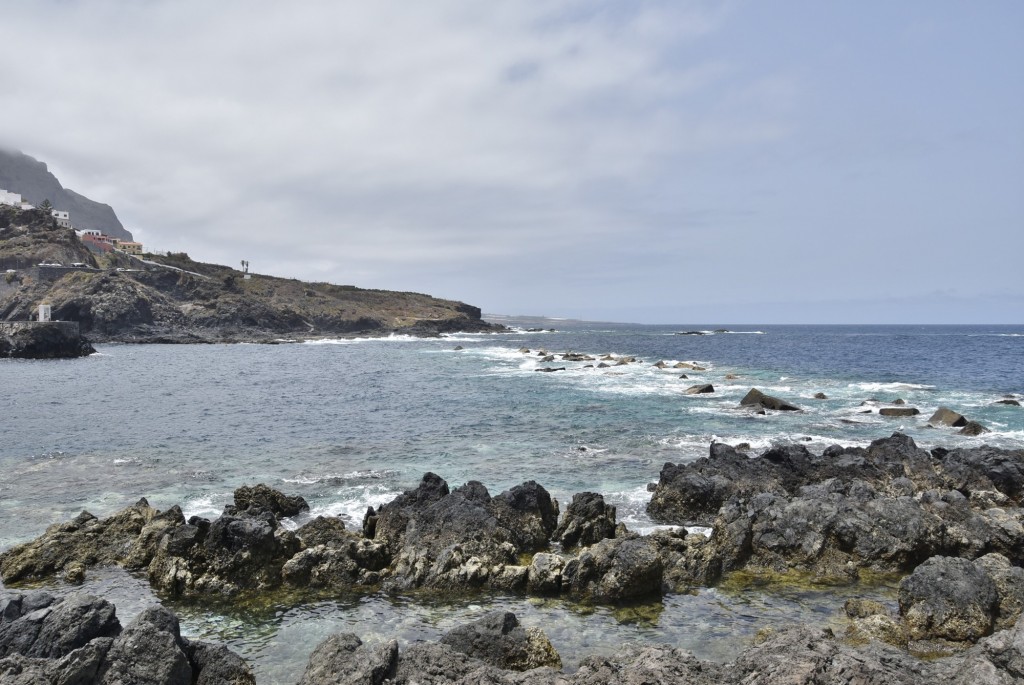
<box><xmin>1</xmin><ymin>1</ymin><xmax>1022</xmax><ymax>324</ymax></box>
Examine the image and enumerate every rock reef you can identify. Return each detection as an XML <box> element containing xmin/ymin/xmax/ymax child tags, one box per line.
<box><xmin>2</xmin><ymin>433</ymin><xmax>1022</xmax><ymax>682</ymax></box>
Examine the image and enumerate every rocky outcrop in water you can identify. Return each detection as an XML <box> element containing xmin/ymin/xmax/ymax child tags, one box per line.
<box><xmin>0</xmin><ymin>322</ymin><xmax>94</xmax><ymax>359</ymax></box>
<box><xmin>0</xmin><ymin>591</ymin><xmax>253</xmax><ymax>684</ymax></box>
<box><xmin>3</xmin><ymin>436</ymin><xmax>1022</xmax><ymax>629</ymax></box>
<box><xmin>647</xmin><ymin>434</ymin><xmax>1024</xmax><ymax>583</ymax></box>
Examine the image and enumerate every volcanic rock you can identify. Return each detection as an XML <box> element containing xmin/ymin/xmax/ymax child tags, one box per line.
<box><xmin>739</xmin><ymin>388</ymin><xmax>800</xmax><ymax>411</ymax></box>
<box><xmin>552</xmin><ymin>492</ymin><xmax>617</xmax><ymax>550</ymax></box>
<box><xmin>929</xmin><ymin>407</ymin><xmax>969</xmax><ymax>427</ymax></box>
<box><xmin>879</xmin><ymin>407</ymin><xmax>920</xmax><ymax>417</ymax></box>
<box><xmin>439</xmin><ymin>611</ymin><xmax>561</xmax><ymax>671</ymax></box>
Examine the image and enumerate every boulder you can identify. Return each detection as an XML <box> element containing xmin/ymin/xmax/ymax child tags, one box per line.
<box><xmin>653</xmin><ymin>361</ymin><xmax>668</xmax><ymax>369</ymax></box>
<box><xmin>232</xmin><ymin>483</ymin><xmax>309</xmax><ymax>518</ymax></box>
<box><xmin>296</xmin><ymin>633</ymin><xmax>398</xmax><ymax>685</ymax></box>
<box><xmin>899</xmin><ymin>556</ymin><xmax>997</xmax><ymax>641</ymax></box>
<box><xmin>552</xmin><ymin>492</ymin><xmax>617</xmax><ymax>550</ymax></box>
<box><xmin>535</xmin><ymin>367</ymin><xmax>566</xmax><ymax>372</ymax></box>
<box><xmin>995</xmin><ymin>399</ymin><xmax>1021</xmax><ymax>407</ymax></box>
<box><xmin>526</xmin><ymin>553</ymin><xmax>564</xmax><ymax>595</ymax></box>
<box><xmin>147</xmin><ymin>509</ymin><xmax>300</xmax><ymax>597</ymax></box>
<box><xmin>439</xmin><ymin>611</ymin><xmax>561</xmax><ymax>671</ymax></box>
<box><xmin>960</xmin><ymin>421</ymin><xmax>990</xmax><ymax>436</ymax></box>
<box><xmin>0</xmin><ymin>592</ymin><xmax>119</xmax><ymax>660</ymax></box>
<box><xmin>370</xmin><ymin>476</ymin><xmax>558</xmax><ymax>592</ymax></box>
<box><xmin>929</xmin><ymin>407</ymin><xmax>968</xmax><ymax>428</ymax></box>
<box><xmin>973</xmin><ymin>553</ymin><xmax>1024</xmax><ymax>631</ymax></box>
<box><xmin>0</xmin><ymin>593</ymin><xmax>254</xmax><ymax>685</ymax></box>
<box><xmin>879</xmin><ymin>407</ymin><xmax>920</xmax><ymax>417</ymax></box>
<box><xmin>739</xmin><ymin>388</ymin><xmax>800</xmax><ymax>411</ymax></box>
<box><xmin>96</xmin><ymin>606</ymin><xmax>193</xmax><ymax>684</ymax></box>
<box><xmin>295</xmin><ymin>516</ymin><xmax>348</xmax><ymax>548</ymax></box>
<box><xmin>561</xmin><ymin>535</ymin><xmax>663</xmax><ymax>602</ymax></box>
<box><xmin>684</xmin><ymin>384</ymin><xmax>714</xmax><ymax>395</ymax></box>
<box><xmin>813</xmin><ymin>392</ymin><xmax>828</xmax><ymax>399</ymax></box>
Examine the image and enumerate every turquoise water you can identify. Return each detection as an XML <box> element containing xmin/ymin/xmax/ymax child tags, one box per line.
<box><xmin>1</xmin><ymin>322</ymin><xmax>1021</xmax><ymax>679</ymax></box>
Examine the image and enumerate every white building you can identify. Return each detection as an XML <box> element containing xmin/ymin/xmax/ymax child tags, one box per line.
<box><xmin>0</xmin><ymin>189</ymin><xmax>34</xmax><ymax>209</ymax></box>
<box><xmin>52</xmin><ymin>210</ymin><xmax>72</xmax><ymax>229</ymax></box>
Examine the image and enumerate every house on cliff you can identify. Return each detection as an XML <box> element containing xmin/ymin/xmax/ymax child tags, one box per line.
<box><xmin>0</xmin><ymin>188</ymin><xmax>34</xmax><ymax>210</ymax></box>
<box><xmin>51</xmin><ymin>209</ymin><xmax>72</xmax><ymax>229</ymax></box>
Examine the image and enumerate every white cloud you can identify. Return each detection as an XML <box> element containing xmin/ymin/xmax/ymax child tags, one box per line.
<box><xmin>4</xmin><ymin>1</ymin><xmax>1017</xmax><ymax>322</ymax></box>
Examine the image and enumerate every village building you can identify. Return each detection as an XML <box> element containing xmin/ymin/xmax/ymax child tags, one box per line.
<box><xmin>51</xmin><ymin>209</ymin><xmax>72</xmax><ymax>229</ymax></box>
<box><xmin>0</xmin><ymin>189</ymin><xmax>34</xmax><ymax>210</ymax></box>
<box><xmin>114</xmin><ymin>240</ymin><xmax>144</xmax><ymax>255</ymax></box>
<box><xmin>79</xmin><ymin>231</ymin><xmax>116</xmax><ymax>253</ymax></box>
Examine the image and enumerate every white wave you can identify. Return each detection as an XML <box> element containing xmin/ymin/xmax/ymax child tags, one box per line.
<box><xmin>281</xmin><ymin>476</ymin><xmax>320</xmax><ymax>485</ymax></box>
<box><xmin>968</xmin><ymin>333</ymin><xmax>1024</xmax><ymax>337</ymax></box>
<box><xmin>848</xmin><ymin>381</ymin><xmax>937</xmax><ymax>392</ymax></box>
<box><xmin>182</xmin><ymin>493</ymin><xmax>231</xmax><ymax>521</ymax></box>
<box><xmin>302</xmin><ymin>334</ymin><xmax>420</xmax><ymax>345</ymax></box>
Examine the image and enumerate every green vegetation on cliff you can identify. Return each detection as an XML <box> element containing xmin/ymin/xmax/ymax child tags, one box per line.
<box><xmin>0</xmin><ymin>206</ymin><xmax>500</xmax><ymax>342</ymax></box>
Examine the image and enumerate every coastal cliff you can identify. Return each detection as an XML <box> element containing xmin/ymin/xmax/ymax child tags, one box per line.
<box><xmin>0</xmin><ymin>205</ymin><xmax>501</xmax><ymax>343</ymax></box>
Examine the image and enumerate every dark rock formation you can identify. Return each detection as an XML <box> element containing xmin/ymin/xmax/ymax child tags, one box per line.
<box><xmin>0</xmin><ymin>323</ymin><xmax>94</xmax><ymax>359</ymax></box>
<box><xmin>294</xmin><ymin>612</ymin><xmax>1024</xmax><ymax>684</ymax></box>
<box><xmin>439</xmin><ymin>611</ymin><xmax>561</xmax><ymax>671</ymax></box>
<box><xmin>930</xmin><ymin>407</ymin><xmax>969</xmax><ymax>427</ymax></box>
<box><xmin>365</xmin><ymin>475</ymin><xmax>558</xmax><ymax>593</ymax></box>
<box><xmin>0</xmin><ymin>591</ymin><xmax>253</xmax><ymax>684</ymax></box>
<box><xmin>231</xmin><ymin>483</ymin><xmax>309</xmax><ymax>518</ymax></box>
<box><xmin>296</xmin><ymin>633</ymin><xmax>398</xmax><ymax>685</ymax></box>
<box><xmin>739</xmin><ymin>388</ymin><xmax>800</xmax><ymax>411</ymax></box>
<box><xmin>646</xmin><ymin>435</ymin><xmax>1024</xmax><ymax>582</ymax></box>
<box><xmin>899</xmin><ymin>553</ymin><xmax>1024</xmax><ymax>642</ymax></box>
<box><xmin>879</xmin><ymin>407</ymin><xmax>920</xmax><ymax>417</ymax></box>
<box><xmin>552</xmin><ymin>492</ymin><xmax>616</xmax><ymax>550</ymax></box>
<box><xmin>685</xmin><ymin>384</ymin><xmax>714</xmax><ymax>394</ymax></box>
<box><xmin>148</xmin><ymin>506</ymin><xmax>300</xmax><ymax>597</ymax></box>
<box><xmin>0</xmin><ymin>499</ymin><xmax>182</xmax><ymax>583</ymax></box>
<box><xmin>560</xmin><ymin>535</ymin><xmax>664</xmax><ymax>602</ymax></box>
<box><xmin>961</xmin><ymin>421</ymin><xmax>990</xmax><ymax>436</ymax></box>
<box><xmin>899</xmin><ymin>556</ymin><xmax>999</xmax><ymax>642</ymax></box>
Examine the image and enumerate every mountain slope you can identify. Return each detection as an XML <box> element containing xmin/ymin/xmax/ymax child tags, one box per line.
<box><xmin>1</xmin><ymin>206</ymin><xmax>501</xmax><ymax>342</ymax></box>
<box><xmin>0</xmin><ymin>148</ymin><xmax>131</xmax><ymax>240</ymax></box>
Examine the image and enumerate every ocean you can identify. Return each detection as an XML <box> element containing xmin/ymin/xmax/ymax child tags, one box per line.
<box><xmin>1</xmin><ymin>322</ymin><xmax>1022</xmax><ymax>680</ymax></box>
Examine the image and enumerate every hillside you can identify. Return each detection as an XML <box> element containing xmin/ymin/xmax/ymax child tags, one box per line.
<box><xmin>0</xmin><ymin>206</ymin><xmax>501</xmax><ymax>342</ymax></box>
<box><xmin>0</xmin><ymin>148</ymin><xmax>131</xmax><ymax>240</ymax></box>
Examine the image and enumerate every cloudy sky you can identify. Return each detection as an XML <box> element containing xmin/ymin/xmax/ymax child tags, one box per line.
<box><xmin>2</xmin><ymin>1</ymin><xmax>1022</xmax><ymax>323</ymax></box>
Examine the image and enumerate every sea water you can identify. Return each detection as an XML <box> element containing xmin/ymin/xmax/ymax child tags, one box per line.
<box><xmin>1</xmin><ymin>322</ymin><xmax>1022</xmax><ymax>680</ymax></box>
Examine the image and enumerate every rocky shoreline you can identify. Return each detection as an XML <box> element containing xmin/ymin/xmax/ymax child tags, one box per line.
<box><xmin>2</xmin><ymin>433</ymin><xmax>1022</xmax><ymax>682</ymax></box>
<box><xmin>0</xmin><ymin>322</ymin><xmax>94</xmax><ymax>359</ymax></box>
